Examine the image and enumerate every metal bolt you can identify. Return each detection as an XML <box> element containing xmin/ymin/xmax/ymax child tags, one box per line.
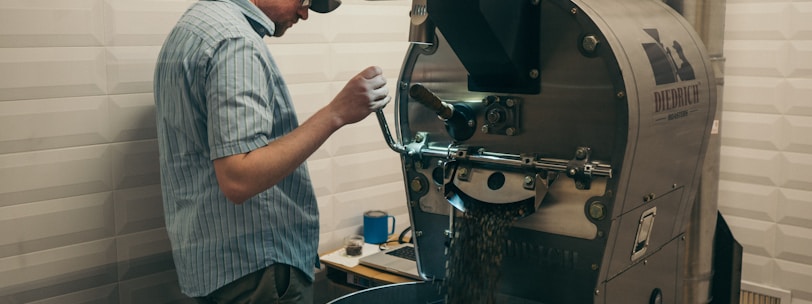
<box><xmin>505</xmin><ymin>127</ymin><xmax>516</xmax><ymax>136</ymax></box>
<box><xmin>594</xmin><ymin>289</ymin><xmax>600</xmax><ymax>295</ymax></box>
<box><xmin>414</xmin><ymin>230</ymin><xmax>423</xmax><ymax>237</ymax></box>
<box><xmin>589</xmin><ymin>202</ymin><xmax>606</xmax><ymax>220</ymax></box>
<box><xmin>575</xmin><ymin>147</ymin><xmax>588</xmax><ymax>160</ymax></box>
<box><xmin>529</xmin><ymin>69</ymin><xmax>539</xmax><ymax>79</ymax></box>
<box><xmin>616</xmin><ymin>91</ymin><xmax>625</xmax><ymax>98</ymax></box>
<box><xmin>524</xmin><ymin>176</ymin><xmax>534</xmax><ymax>186</ymax></box>
<box><xmin>486</xmin><ymin>109</ymin><xmax>503</xmax><ymax>123</ymax></box>
<box><xmin>400</xmin><ymin>81</ymin><xmax>408</xmax><ymax>90</ymax></box>
<box><xmin>414</xmin><ymin>133</ymin><xmax>424</xmax><ymax>143</ymax></box>
<box><xmin>531</xmin><ymin>0</ymin><xmax>540</xmax><ymax>5</ymax></box>
<box><xmin>410</xmin><ymin>177</ymin><xmax>423</xmax><ymax>192</ymax></box>
<box><xmin>481</xmin><ymin>125</ymin><xmax>490</xmax><ymax>134</ymax></box>
<box><xmin>591</xmin><ymin>264</ymin><xmax>599</xmax><ymax>271</ymax></box>
<box><xmin>505</xmin><ymin>98</ymin><xmax>515</xmax><ymax>108</ymax></box>
<box><xmin>672</xmin><ymin>183</ymin><xmax>678</xmax><ymax>189</ymax></box>
<box><xmin>582</xmin><ymin>35</ymin><xmax>599</xmax><ymax>53</ymax></box>
<box><xmin>644</xmin><ymin>259</ymin><xmax>648</xmax><ymax>266</ymax></box>
<box><xmin>571</xmin><ymin>8</ymin><xmax>578</xmax><ymax>15</ymax></box>
<box><xmin>458</xmin><ymin>167</ymin><xmax>468</xmax><ymax>178</ymax></box>
<box><xmin>597</xmin><ymin>230</ymin><xmax>604</xmax><ymax>238</ymax></box>
<box><xmin>568</xmin><ymin>168</ymin><xmax>578</xmax><ymax>176</ymax></box>
<box><xmin>467</xmin><ymin>120</ymin><xmax>475</xmax><ymax>127</ymax></box>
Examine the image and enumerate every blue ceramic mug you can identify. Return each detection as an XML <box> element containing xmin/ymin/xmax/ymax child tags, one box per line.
<box><xmin>363</xmin><ymin>210</ymin><xmax>396</xmax><ymax>244</ymax></box>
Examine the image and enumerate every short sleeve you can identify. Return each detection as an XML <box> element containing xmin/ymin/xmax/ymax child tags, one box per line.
<box><xmin>205</xmin><ymin>37</ymin><xmax>274</xmax><ymax>160</ymax></box>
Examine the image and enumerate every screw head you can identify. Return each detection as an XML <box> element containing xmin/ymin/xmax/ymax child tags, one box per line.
<box><xmin>582</xmin><ymin>35</ymin><xmax>599</xmax><ymax>53</ymax></box>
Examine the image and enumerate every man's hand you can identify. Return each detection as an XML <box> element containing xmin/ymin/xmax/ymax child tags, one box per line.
<box><xmin>328</xmin><ymin>66</ymin><xmax>392</xmax><ymax>126</ymax></box>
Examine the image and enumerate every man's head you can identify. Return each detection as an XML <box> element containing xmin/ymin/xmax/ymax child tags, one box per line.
<box><xmin>251</xmin><ymin>0</ymin><xmax>340</xmax><ymax>37</ymax></box>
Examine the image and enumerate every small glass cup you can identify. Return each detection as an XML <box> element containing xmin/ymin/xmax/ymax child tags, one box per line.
<box><xmin>344</xmin><ymin>235</ymin><xmax>364</xmax><ymax>257</ymax></box>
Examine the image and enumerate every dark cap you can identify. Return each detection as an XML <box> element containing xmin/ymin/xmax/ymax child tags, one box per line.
<box><xmin>310</xmin><ymin>0</ymin><xmax>341</xmax><ymax>13</ymax></box>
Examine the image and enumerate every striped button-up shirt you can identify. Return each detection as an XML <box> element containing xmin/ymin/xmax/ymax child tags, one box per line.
<box><xmin>153</xmin><ymin>0</ymin><xmax>318</xmax><ymax>297</ymax></box>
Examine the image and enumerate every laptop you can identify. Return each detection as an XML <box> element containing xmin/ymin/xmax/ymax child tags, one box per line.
<box><xmin>358</xmin><ymin>243</ymin><xmax>422</xmax><ymax>280</ymax></box>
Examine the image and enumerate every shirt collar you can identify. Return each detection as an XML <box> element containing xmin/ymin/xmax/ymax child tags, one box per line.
<box><xmin>211</xmin><ymin>0</ymin><xmax>276</xmax><ymax>37</ymax></box>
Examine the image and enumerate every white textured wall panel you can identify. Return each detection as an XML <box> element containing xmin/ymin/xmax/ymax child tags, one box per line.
<box><xmin>740</xmin><ymin>252</ymin><xmax>776</xmax><ymax>285</ymax></box>
<box><xmin>331</xmin><ymin>150</ymin><xmax>403</xmax><ymax>193</ymax></box>
<box><xmin>718</xmin><ymin>180</ymin><xmax>778</xmax><ymax>222</ymax></box>
<box><xmin>792</xmin><ymin>2</ymin><xmax>812</xmax><ymax>40</ymax></box>
<box><xmin>0</xmin><ymin>193</ymin><xmax>114</xmax><ymax>258</ymax></box>
<box><xmin>781</xmin><ymin>152</ymin><xmax>812</xmax><ymax>190</ymax></box>
<box><xmin>26</xmin><ymin>285</ymin><xmax>118</xmax><ymax>304</ymax></box>
<box><xmin>725</xmin><ymin>40</ymin><xmax>790</xmax><ymax>77</ymax></box>
<box><xmin>0</xmin><ymin>146</ymin><xmax>112</xmax><ymax>207</ymax></box>
<box><xmin>266</xmin><ymin>44</ymin><xmax>332</xmax><ymax>84</ymax></box>
<box><xmin>0</xmin><ymin>0</ymin><xmax>105</xmax><ymax>48</ymax></box>
<box><xmin>106</xmin><ymin>46</ymin><xmax>161</xmax><ymax>94</ymax></box>
<box><xmin>777</xmin><ymin>188</ymin><xmax>812</xmax><ymax>229</ymax></box>
<box><xmin>0</xmin><ymin>47</ymin><xmax>107</xmax><ymax>101</ymax></box>
<box><xmin>115</xmin><ymin>229</ymin><xmax>173</xmax><ymax>280</ymax></box>
<box><xmin>0</xmin><ymin>96</ymin><xmax>110</xmax><ymax>154</ymax></box>
<box><xmin>328</xmin><ymin>5</ymin><xmax>410</xmax><ymax>43</ymax></box>
<box><xmin>724</xmin><ymin>0</ymin><xmax>812</xmax><ymax>302</ymax></box>
<box><xmin>720</xmin><ymin>146</ymin><xmax>782</xmax><ymax>186</ymax></box>
<box><xmin>114</xmin><ymin>185</ymin><xmax>165</xmax><ymax>235</ymax></box>
<box><xmin>103</xmin><ymin>0</ymin><xmax>195</xmax><ymax>46</ymax></box>
<box><xmin>0</xmin><ymin>240</ymin><xmax>117</xmax><ymax>292</ymax></box>
<box><xmin>331</xmin><ymin>42</ymin><xmax>410</xmax><ymax>80</ymax></box>
<box><xmin>723</xmin><ymin>76</ymin><xmax>786</xmax><ymax>114</ymax></box>
<box><xmin>725</xmin><ymin>2</ymin><xmax>790</xmax><ymax>40</ymax></box>
<box><xmin>788</xmin><ymin>41</ymin><xmax>812</xmax><ymax>78</ymax></box>
<box><xmin>109</xmin><ymin>93</ymin><xmax>157</xmax><ymax>142</ymax></box>
<box><xmin>776</xmin><ymin>224</ymin><xmax>812</xmax><ymax>265</ymax></box>
<box><xmin>725</xmin><ymin>215</ymin><xmax>776</xmax><ymax>257</ymax></box>
<box><xmin>787</xmin><ymin>79</ymin><xmax>812</xmax><ymax>116</ymax></box>
<box><xmin>774</xmin><ymin>259</ymin><xmax>812</xmax><ymax>301</ymax></box>
<box><xmin>117</xmin><ymin>271</ymin><xmax>192</xmax><ymax>304</ymax></box>
<box><xmin>721</xmin><ymin>112</ymin><xmax>783</xmax><ymax>150</ymax></box>
<box><xmin>111</xmin><ymin>140</ymin><xmax>160</xmax><ymax>190</ymax></box>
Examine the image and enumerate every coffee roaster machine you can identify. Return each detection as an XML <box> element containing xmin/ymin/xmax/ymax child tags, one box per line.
<box><xmin>331</xmin><ymin>0</ymin><xmax>741</xmax><ymax>303</ymax></box>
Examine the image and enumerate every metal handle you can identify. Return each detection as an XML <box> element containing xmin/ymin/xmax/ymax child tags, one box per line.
<box><xmin>375</xmin><ymin>110</ymin><xmax>408</xmax><ymax>154</ymax></box>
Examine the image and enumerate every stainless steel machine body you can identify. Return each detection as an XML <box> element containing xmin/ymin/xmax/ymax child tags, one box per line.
<box><xmin>364</xmin><ymin>0</ymin><xmax>737</xmax><ymax>303</ymax></box>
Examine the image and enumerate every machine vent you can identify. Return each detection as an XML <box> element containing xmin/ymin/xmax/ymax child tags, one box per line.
<box><xmin>739</xmin><ymin>281</ymin><xmax>791</xmax><ymax>304</ymax></box>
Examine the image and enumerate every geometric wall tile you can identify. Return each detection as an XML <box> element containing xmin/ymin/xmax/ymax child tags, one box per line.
<box><xmin>0</xmin><ymin>0</ymin><xmax>105</xmax><ymax>48</ymax></box>
<box><xmin>0</xmin><ymin>192</ymin><xmax>114</xmax><ymax>258</ymax></box>
<box><xmin>115</xmin><ymin>228</ymin><xmax>173</xmax><ymax>281</ymax></box>
<box><xmin>718</xmin><ymin>180</ymin><xmax>778</xmax><ymax>222</ymax></box>
<box><xmin>724</xmin><ymin>215</ymin><xmax>777</xmax><ymax>257</ymax></box>
<box><xmin>0</xmin><ymin>47</ymin><xmax>107</xmax><ymax>101</ymax></box>
<box><xmin>114</xmin><ymin>185</ymin><xmax>165</xmax><ymax>236</ymax></box>
<box><xmin>109</xmin><ymin>93</ymin><xmax>158</xmax><ymax>143</ymax></box>
<box><xmin>106</xmin><ymin>46</ymin><xmax>161</xmax><ymax>95</ymax></box>
<box><xmin>0</xmin><ymin>146</ymin><xmax>113</xmax><ymax>207</ymax></box>
<box><xmin>720</xmin><ymin>112</ymin><xmax>782</xmax><ymax>150</ymax></box>
<box><xmin>0</xmin><ymin>96</ymin><xmax>110</xmax><ymax>154</ymax></box>
<box><xmin>722</xmin><ymin>76</ymin><xmax>786</xmax><ymax>114</ymax></box>
<box><xmin>780</xmin><ymin>151</ymin><xmax>812</xmax><ymax>190</ymax></box>
<box><xmin>724</xmin><ymin>2</ymin><xmax>790</xmax><ymax>40</ymax></box>
<box><xmin>103</xmin><ymin>0</ymin><xmax>195</xmax><ymax>47</ymax></box>
<box><xmin>110</xmin><ymin>140</ymin><xmax>160</xmax><ymax>190</ymax></box>
<box><xmin>719</xmin><ymin>146</ymin><xmax>782</xmax><ymax>186</ymax></box>
<box><xmin>777</xmin><ymin>187</ymin><xmax>812</xmax><ymax>229</ymax></box>
<box><xmin>776</xmin><ymin>224</ymin><xmax>812</xmax><ymax>265</ymax></box>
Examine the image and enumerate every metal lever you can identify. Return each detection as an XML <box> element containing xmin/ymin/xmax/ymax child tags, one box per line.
<box><xmin>409</xmin><ymin>83</ymin><xmax>454</xmax><ymax>119</ymax></box>
<box><xmin>408</xmin><ymin>84</ymin><xmax>476</xmax><ymax>141</ymax></box>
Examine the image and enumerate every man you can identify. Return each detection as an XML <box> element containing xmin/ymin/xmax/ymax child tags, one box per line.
<box><xmin>153</xmin><ymin>0</ymin><xmax>391</xmax><ymax>302</ymax></box>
